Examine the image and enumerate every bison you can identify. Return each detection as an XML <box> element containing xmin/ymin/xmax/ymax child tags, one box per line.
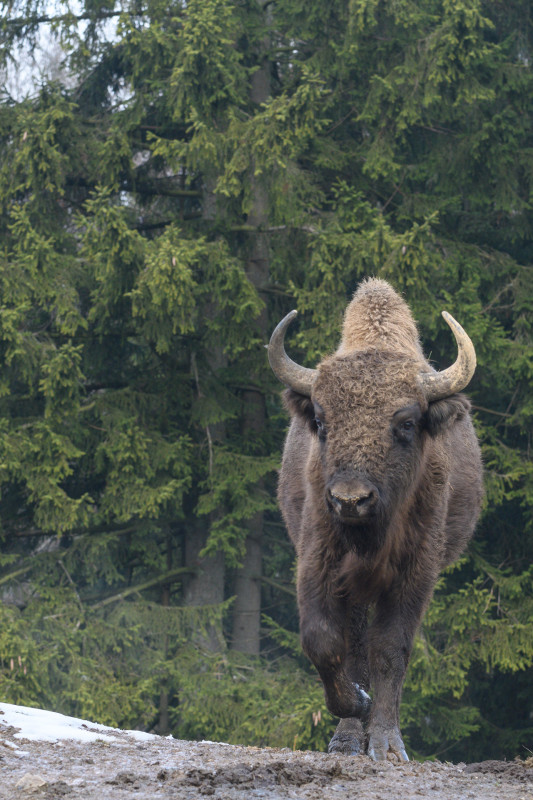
<box><xmin>267</xmin><ymin>278</ymin><xmax>483</xmax><ymax>761</ymax></box>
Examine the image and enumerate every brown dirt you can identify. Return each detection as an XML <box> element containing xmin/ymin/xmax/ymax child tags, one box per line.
<box><xmin>1</xmin><ymin>722</ymin><xmax>532</xmax><ymax>800</ymax></box>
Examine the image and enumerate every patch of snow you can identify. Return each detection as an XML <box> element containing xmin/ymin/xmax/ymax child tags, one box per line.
<box><xmin>0</xmin><ymin>702</ymin><xmax>158</xmax><ymax>744</ymax></box>
<box><xmin>125</xmin><ymin>729</ymin><xmax>158</xmax><ymax>742</ymax></box>
<box><xmin>199</xmin><ymin>740</ymin><xmax>234</xmax><ymax>746</ymax></box>
<box><xmin>2</xmin><ymin>738</ymin><xmax>20</xmax><ymax>749</ymax></box>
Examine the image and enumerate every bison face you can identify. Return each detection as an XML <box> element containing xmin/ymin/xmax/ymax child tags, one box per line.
<box><xmin>284</xmin><ymin>350</ymin><xmax>469</xmax><ymax>554</ymax></box>
<box><xmin>319</xmin><ymin>402</ymin><xmax>424</xmax><ymax>527</ymax></box>
<box><xmin>271</xmin><ymin>303</ymin><xmax>476</xmax><ymax>555</ymax></box>
<box><xmin>309</xmin><ymin>352</ymin><xmax>426</xmax><ymax>542</ymax></box>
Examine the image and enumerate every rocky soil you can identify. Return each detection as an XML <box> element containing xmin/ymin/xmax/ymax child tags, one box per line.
<box><xmin>1</xmin><ymin>719</ymin><xmax>533</xmax><ymax>800</ymax></box>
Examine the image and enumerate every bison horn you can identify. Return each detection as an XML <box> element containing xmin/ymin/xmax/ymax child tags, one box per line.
<box><xmin>419</xmin><ymin>311</ymin><xmax>477</xmax><ymax>401</ymax></box>
<box><xmin>267</xmin><ymin>310</ymin><xmax>317</xmax><ymax>396</ymax></box>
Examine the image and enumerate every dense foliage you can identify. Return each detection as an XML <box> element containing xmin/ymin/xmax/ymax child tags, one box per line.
<box><xmin>0</xmin><ymin>0</ymin><xmax>531</xmax><ymax>760</ymax></box>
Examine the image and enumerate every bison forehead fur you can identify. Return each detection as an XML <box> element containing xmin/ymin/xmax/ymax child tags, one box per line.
<box><xmin>271</xmin><ymin>278</ymin><xmax>483</xmax><ymax>763</ymax></box>
<box><xmin>314</xmin><ymin>351</ymin><xmax>424</xmax><ymax>473</ymax></box>
<box><xmin>317</xmin><ymin>350</ymin><xmax>423</xmax><ymax>408</ymax></box>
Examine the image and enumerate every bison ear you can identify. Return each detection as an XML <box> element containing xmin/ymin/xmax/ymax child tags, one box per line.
<box><xmin>283</xmin><ymin>389</ymin><xmax>315</xmax><ymax>424</ymax></box>
<box><xmin>425</xmin><ymin>394</ymin><xmax>471</xmax><ymax>437</ymax></box>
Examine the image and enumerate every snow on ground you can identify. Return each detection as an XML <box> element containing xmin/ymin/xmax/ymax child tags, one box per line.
<box><xmin>0</xmin><ymin>702</ymin><xmax>155</xmax><ymax>743</ymax></box>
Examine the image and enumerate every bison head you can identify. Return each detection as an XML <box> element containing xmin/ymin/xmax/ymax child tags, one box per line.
<box><xmin>268</xmin><ymin>301</ymin><xmax>476</xmax><ymax>555</ymax></box>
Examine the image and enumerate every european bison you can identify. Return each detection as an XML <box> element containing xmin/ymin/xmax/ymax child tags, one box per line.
<box><xmin>268</xmin><ymin>278</ymin><xmax>483</xmax><ymax>761</ymax></box>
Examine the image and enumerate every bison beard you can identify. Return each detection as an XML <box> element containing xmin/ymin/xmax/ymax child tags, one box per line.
<box><xmin>268</xmin><ymin>279</ymin><xmax>483</xmax><ymax>762</ymax></box>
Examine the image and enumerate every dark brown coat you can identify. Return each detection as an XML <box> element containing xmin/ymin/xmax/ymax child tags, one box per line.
<box><xmin>270</xmin><ymin>279</ymin><xmax>483</xmax><ymax>761</ymax></box>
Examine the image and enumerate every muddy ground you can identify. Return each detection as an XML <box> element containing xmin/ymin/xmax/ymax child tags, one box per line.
<box><xmin>1</xmin><ymin>721</ymin><xmax>532</xmax><ymax>800</ymax></box>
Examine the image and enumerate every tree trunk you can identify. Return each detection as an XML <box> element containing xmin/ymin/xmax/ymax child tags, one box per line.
<box><xmin>183</xmin><ymin>522</ymin><xmax>226</xmax><ymax>652</ymax></box>
<box><xmin>231</xmin><ymin>3</ymin><xmax>271</xmax><ymax>655</ymax></box>
<box><xmin>158</xmin><ymin>530</ymin><xmax>172</xmax><ymax>734</ymax></box>
<box><xmin>183</xmin><ymin>348</ymin><xmax>226</xmax><ymax>652</ymax></box>
<box><xmin>182</xmin><ymin>175</ymin><xmax>226</xmax><ymax>652</ymax></box>
<box><xmin>231</xmin><ymin>391</ymin><xmax>266</xmax><ymax>654</ymax></box>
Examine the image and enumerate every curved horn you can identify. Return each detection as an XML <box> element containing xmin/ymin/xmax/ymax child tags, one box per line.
<box><xmin>267</xmin><ymin>310</ymin><xmax>317</xmax><ymax>396</ymax></box>
<box><xmin>419</xmin><ymin>311</ymin><xmax>477</xmax><ymax>401</ymax></box>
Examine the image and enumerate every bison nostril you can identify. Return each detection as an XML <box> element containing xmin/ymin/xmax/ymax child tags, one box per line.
<box><xmin>356</xmin><ymin>491</ymin><xmax>377</xmax><ymax>509</ymax></box>
<box><xmin>326</xmin><ymin>488</ymin><xmax>343</xmax><ymax>514</ymax></box>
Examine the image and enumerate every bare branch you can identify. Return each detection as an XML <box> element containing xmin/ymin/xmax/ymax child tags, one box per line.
<box><xmin>471</xmin><ymin>404</ymin><xmax>512</xmax><ymax>419</ymax></box>
<box><xmin>256</xmin><ymin>575</ymin><xmax>296</xmax><ymax>597</ymax></box>
<box><xmin>90</xmin><ymin>567</ymin><xmax>195</xmax><ymax>610</ymax></box>
<box><xmin>58</xmin><ymin>558</ymin><xmax>84</xmax><ymax>613</ymax></box>
<box><xmin>4</xmin><ymin>9</ymin><xmax>135</xmax><ymax>28</ymax></box>
<box><xmin>191</xmin><ymin>352</ymin><xmax>214</xmax><ymax>478</ymax></box>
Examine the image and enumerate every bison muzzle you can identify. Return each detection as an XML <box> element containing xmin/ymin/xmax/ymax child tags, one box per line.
<box><xmin>268</xmin><ymin>278</ymin><xmax>483</xmax><ymax>761</ymax></box>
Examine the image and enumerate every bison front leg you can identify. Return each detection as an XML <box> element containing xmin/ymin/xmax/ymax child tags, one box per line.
<box><xmin>366</xmin><ymin>592</ymin><xmax>428</xmax><ymax>762</ymax></box>
<box><xmin>327</xmin><ymin>603</ymin><xmax>371</xmax><ymax>755</ymax></box>
<box><xmin>299</xmin><ymin>590</ymin><xmax>371</xmax><ymax>755</ymax></box>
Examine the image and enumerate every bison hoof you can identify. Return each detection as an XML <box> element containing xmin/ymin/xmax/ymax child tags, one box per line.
<box><xmin>367</xmin><ymin>727</ymin><xmax>408</xmax><ymax>762</ymax></box>
<box><xmin>328</xmin><ymin>717</ymin><xmax>365</xmax><ymax>756</ymax></box>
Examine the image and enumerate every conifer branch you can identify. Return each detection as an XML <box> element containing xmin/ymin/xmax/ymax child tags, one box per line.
<box><xmin>134</xmin><ymin>219</ymin><xmax>174</xmax><ymax>232</ymax></box>
<box><xmin>256</xmin><ymin>575</ymin><xmax>296</xmax><ymax>597</ymax></box>
<box><xmin>326</xmin><ymin>105</ymin><xmax>358</xmax><ymax>134</ymax></box>
<box><xmin>57</xmin><ymin>558</ymin><xmax>84</xmax><ymax>613</ymax></box>
<box><xmin>90</xmin><ymin>567</ymin><xmax>195</xmax><ymax>610</ymax></box>
<box><xmin>4</xmin><ymin>9</ymin><xmax>141</xmax><ymax>28</ymax></box>
<box><xmin>229</xmin><ymin>224</ymin><xmax>318</xmax><ymax>234</ymax></box>
<box><xmin>191</xmin><ymin>352</ymin><xmax>214</xmax><ymax>478</ymax></box>
<box><xmin>7</xmin><ymin>524</ymin><xmax>139</xmax><ymax>538</ymax></box>
<box><xmin>0</xmin><ymin>564</ymin><xmax>37</xmax><ymax>586</ymax></box>
<box><xmin>132</xmin><ymin>181</ymin><xmax>202</xmax><ymax>199</ymax></box>
<box><xmin>65</xmin><ymin>176</ymin><xmax>202</xmax><ymax>199</ymax></box>
<box><xmin>471</xmin><ymin>405</ymin><xmax>512</xmax><ymax>418</ymax></box>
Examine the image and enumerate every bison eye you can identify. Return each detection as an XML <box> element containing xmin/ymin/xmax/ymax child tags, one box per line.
<box><xmin>394</xmin><ymin>418</ymin><xmax>416</xmax><ymax>443</ymax></box>
<box><xmin>314</xmin><ymin>417</ymin><xmax>326</xmax><ymax>440</ymax></box>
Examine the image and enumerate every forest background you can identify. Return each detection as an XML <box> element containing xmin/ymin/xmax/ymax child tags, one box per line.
<box><xmin>0</xmin><ymin>0</ymin><xmax>532</xmax><ymax>763</ymax></box>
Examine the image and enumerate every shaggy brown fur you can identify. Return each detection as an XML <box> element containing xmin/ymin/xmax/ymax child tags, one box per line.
<box><xmin>275</xmin><ymin>279</ymin><xmax>483</xmax><ymax>762</ymax></box>
<box><xmin>338</xmin><ymin>278</ymin><xmax>425</xmax><ymax>361</ymax></box>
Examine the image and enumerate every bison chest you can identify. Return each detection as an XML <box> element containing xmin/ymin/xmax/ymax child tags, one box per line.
<box><xmin>337</xmin><ymin>549</ymin><xmax>409</xmax><ymax>604</ymax></box>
